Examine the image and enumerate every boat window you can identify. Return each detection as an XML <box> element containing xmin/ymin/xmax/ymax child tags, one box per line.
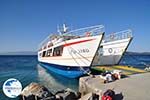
<box><xmin>44</xmin><ymin>46</ymin><xmax>47</xmax><ymax>49</ymax></box>
<box><xmin>39</xmin><ymin>53</ymin><xmax>42</xmax><ymax>57</ymax></box>
<box><xmin>46</xmin><ymin>49</ymin><xmax>52</xmax><ymax>57</ymax></box>
<box><xmin>53</xmin><ymin>46</ymin><xmax>63</xmax><ymax>56</ymax></box>
<box><xmin>48</xmin><ymin>43</ymin><xmax>53</xmax><ymax>48</ymax></box>
<box><xmin>42</xmin><ymin>51</ymin><xmax>46</xmax><ymax>57</ymax></box>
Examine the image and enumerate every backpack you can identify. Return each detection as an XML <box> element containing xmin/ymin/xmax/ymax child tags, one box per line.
<box><xmin>101</xmin><ymin>95</ymin><xmax>112</xmax><ymax>100</ymax></box>
<box><xmin>101</xmin><ymin>89</ymin><xmax>115</xmax><ymax>100</ymax></box>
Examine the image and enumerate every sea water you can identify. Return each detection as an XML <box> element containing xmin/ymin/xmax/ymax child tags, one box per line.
<box><xmin>0</xmin><ymin>55</ymin><xmax>78</xmax><ymax>100</ymax></box>
<box><xmin>0</xmin><ymin>54</ymin><xmax>150</xmax><ymax>100</ymax></box>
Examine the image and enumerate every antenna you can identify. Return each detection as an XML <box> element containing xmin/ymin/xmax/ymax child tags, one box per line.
<box><xmin>63</xmin><ymin>24</ymin><xmax>68</xmax><ymax>33</ymax></box>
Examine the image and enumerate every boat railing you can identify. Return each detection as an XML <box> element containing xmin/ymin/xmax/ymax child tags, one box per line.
<box><xmin>38</xmin><ymin>34</ymin><xmax>58</xmax><ymax>50</ymax></box>
<box><xmin>103</xmin><ymin>29</ymin><xmax>132</xmax><ymax>43</ymax></box>
<box><xmin>38</xmin><ymin>25</ymin><xmax>104</xmax><ymax>50</ymax></box>
<box><xmin>64</xmin><ymin>25</ymin><xmax>104</xmax><ymax>37</ymax></box>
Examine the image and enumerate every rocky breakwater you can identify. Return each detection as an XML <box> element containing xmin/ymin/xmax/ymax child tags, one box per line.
<box><xmin>19</xmin><ymin>82</ymin><xmax>81</xmax><ymax>100</ymax></box>
<box><xmin>20</xmin><ymin>82</ymin><xmax>55</xmax><ymax>100</ymax></box>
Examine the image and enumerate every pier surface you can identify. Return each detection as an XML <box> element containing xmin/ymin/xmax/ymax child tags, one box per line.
<box><xmin>92</xmin><ymin>65</ymin><xmax>146</xmax><ymax>75</ymax></box>
<box><xmin>79</xmin><ymin>72</ymin><xmax>150</xmax><ymax>100</ymax></box>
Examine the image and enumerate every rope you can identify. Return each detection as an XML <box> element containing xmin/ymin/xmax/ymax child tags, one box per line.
<box><xmin>68</xmin><ymin>47</ymin><xmax>90</xmax><ymax>65</ymax></box>
<box><xmin>67</xmin><ymin>47</ymin><xmax>91</xmax><ymax>75</ymax></box>
<box><xmin>60</xmin><ymin>35</ymin><xmax>92</xmax><ymax>76</ymax></box>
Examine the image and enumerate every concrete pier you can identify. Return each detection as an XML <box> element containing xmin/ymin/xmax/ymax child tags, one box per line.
<box><xmin>79</xmin><ymin>73</ymin><xmax>150</xmax><ymax>100</ymax></box>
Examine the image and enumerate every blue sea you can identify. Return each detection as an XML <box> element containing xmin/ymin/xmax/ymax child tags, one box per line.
<box><xmin>0</xmin><ymin>54</ymin><xmax>150</xmax><ymax>100</ymax></box>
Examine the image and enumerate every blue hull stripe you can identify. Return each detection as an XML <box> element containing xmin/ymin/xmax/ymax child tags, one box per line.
<box><xmin>39</xmin><ymin>62</ymin><xmax>90</xmax><ymax>78</ymax></box>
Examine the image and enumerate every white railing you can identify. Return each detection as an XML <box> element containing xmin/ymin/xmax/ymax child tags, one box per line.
<box><xmin>103</xmin><ymin>29</ymin><xmax>132</xmax><ymax>43</ymax></box>
<box><xmin>63</xmin><ymin>25</ymin><xmax>104</xmax><ymax>37</ymax></box>
<box><xmin>38</xmin><ymin>34</ymin><xmax>58</xmax><ymax>50</ymax></box>
<box><xmin>38</xmin><ymin>25</ymin><xmax>105</xmax><ymax>50</ymax></box>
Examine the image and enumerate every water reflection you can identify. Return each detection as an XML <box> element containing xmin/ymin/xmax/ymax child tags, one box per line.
<box><xmin>37</xmin><ymin>64</ymin><xmax>79</xmax><ymax>93</ymax></box>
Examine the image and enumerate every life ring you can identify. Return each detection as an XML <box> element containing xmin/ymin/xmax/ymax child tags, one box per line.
<box><xmin>108</xmin><ymin>48</ymin><xmax>113</xmax><ymax>53</ymax></box>
<box><xmin>86</xmin><ymin>32</ymin><xmax>91</xmax><ymax>37</ymax></box>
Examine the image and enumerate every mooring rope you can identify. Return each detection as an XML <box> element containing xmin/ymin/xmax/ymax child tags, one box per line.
<box><xmin>61</xmin><ymin>35</ymin><xmax>92</xmax><ymax>76</ymax></box>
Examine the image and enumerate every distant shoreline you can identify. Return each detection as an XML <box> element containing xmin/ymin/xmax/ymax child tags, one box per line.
<box><xmin>125</xmin><ymin>52</ymin><xmax>150</xmax><ymax>56</ymax></box>
<box><xmin>0</xmin><ymin>55</ymin><xmax>37</xmax><ymax>56</ymax></box>
<box><xmin>0</xmin><ymin>51</ymin><xmax>37</xmax><ymax>56</ymax></box>
<box><xmin>0</xmin><ymin>51</ymin><xmax>150</xmax><ymax>56</ymax></box>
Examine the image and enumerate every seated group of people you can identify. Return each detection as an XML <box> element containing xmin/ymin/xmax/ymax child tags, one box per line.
<box><xmin>100</xmin><ymin>70</ymin><xmax>122</xmax><ymax>83</ymax></box>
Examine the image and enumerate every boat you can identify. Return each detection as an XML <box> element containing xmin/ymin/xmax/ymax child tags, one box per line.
<box><xmin>38</xmin><ymin>24</ymin><xmax>104</xmax><ymax>78</ymax></box>
<box><xmin>92</xmin><ymin>29</ymin><xmax>133</xmax><ymax>66</ymax></box>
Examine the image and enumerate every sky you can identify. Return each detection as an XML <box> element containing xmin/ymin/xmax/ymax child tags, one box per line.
<box><xmin>0</xmin><ymin>0</ymin><xmax>150</xmax><ymax>53</ymax></box>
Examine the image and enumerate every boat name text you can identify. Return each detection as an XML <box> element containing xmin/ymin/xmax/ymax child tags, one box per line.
<box><xmin>71</xmin><ymin>49</ymin><xmax>89</xmax><ymax>54</ymax></box>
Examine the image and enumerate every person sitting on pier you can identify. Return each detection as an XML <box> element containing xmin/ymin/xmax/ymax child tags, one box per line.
<box><xmin>112</xmin><ymin>70</ymin><xmax>122</xmax><ymax>80</ymax></box>
<box><xmin>100</xmin><ymin>70</ymin><xmax>122</xmax><ymax>83</ymax></box>
<box><xmin>100</xmin><ymin>71</ymin><xmax>113</xmax><ymax>83</ymax></box>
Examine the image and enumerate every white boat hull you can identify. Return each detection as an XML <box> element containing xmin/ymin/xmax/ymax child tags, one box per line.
<box><xmin>38</xmin><ymin>35</ymin><xmax>103</xmax><ymax>66</ymax></box>
<box><xmin>38</xmin><ymin>34</ymin><xmax>104</xmax><ymax>78</ymax></box>
<box><xmin>92</xmin><ymin>37</ymin><xmax>132</xmax><ymax>65</ymax></box>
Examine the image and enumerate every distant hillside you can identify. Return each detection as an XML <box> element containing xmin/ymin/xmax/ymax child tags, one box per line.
<box><xmin>0</xmin><ymin>51</ymin><xmax>37</xmax><ymax>55</ymax></box>
<box><xmin>125</xmin><ymin>51</ymin><xmax>150</xmax><ymax>55</ymax></box>
<box><xmin>0</xmin><ymin>51</ymin><xmax>149</xmax><ymax>56</ymax></box>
